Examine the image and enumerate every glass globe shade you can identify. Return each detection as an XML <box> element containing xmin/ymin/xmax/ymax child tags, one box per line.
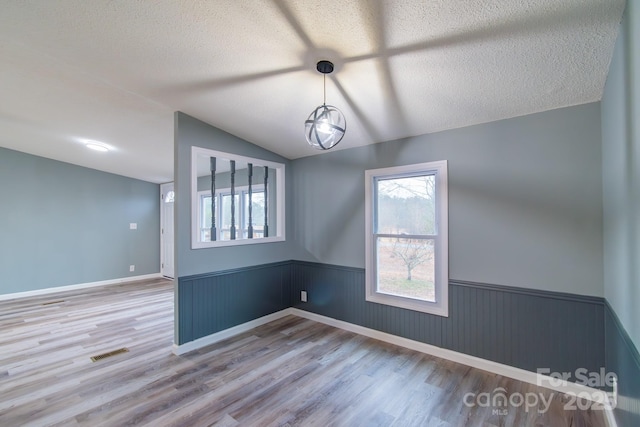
<box><xmin>304</xmin><ymin>104</ymin><xmax>346</xmax><ymax>150</ymax></box>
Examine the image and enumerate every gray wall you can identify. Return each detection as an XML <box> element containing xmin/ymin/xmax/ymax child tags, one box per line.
<box><xmin>601</xmin><ymin>3</ymin><xmax>640</xmax><ymax>425</ymax></box>
<box><xmin>177</xmin><ymin>262</ymin><xmax>291</xmax><ymax>345</ymax></box>
<box><xmin>0</xmin><ymin>147</ymin><xmax>160</xmax><ymax>295</ymax></box>
<box><xmin>292</xmin><ymin>103</ymin><xmax>603</xmax><ymax>297</ymax></box>
<box><xmin>174</xmin><ymin>112</ymin><xmax>296</xmax><ymax>278</ymax></box>
<box><xmin>602</xmin><ymin>0</ymin><xmax>640</xmax><ymax>356</ymax></box>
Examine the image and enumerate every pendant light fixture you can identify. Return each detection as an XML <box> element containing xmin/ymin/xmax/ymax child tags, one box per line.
<box><xmin>304</xmin><ymin>60</ymin><xmax>346</xmax><ymax>150</ymax></box>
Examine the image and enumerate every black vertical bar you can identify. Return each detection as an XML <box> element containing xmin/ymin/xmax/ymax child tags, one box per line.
<box><xmin>248</xmin><ymin>163</ymin><xmax>253</xmax><ymax>239</ymax></box>
<box><xmin>210</xmin><ymin>157</ymin><xmax>216</xmax><ymax>241</ymax></box>
<box><xmin>230</xmin><ymin>160</ymin><xmax>236</xmax><ymax>240</ymax></box>
<box><xmin>263</xmin><ymin>166</ymin><xmax>269</xmax><ymax>238</ymax></box>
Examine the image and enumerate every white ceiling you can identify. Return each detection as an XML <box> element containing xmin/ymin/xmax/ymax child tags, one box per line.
<box><xmin>0</xmin><ymin>0</ymin><xmax>625</xmax><ymax>184</ymax></box>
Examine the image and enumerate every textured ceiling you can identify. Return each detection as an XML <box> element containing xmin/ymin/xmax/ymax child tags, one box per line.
<box><xmin>0</xmin><ymin>0</ymin><xmax>625</xmax><ymax>183</ymax></box>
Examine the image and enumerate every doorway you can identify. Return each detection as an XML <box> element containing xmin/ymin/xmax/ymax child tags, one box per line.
<box><xmin>160</xmin><ymin>182</ymin><xmax>175</xmax><ymax>279</ymax></box>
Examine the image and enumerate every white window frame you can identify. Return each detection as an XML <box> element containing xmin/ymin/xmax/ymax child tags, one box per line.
<box><xmin>191</xmin><ymin>146</ymin><xmax>285</xmax><ymax>249</ymax></box>
<box><xmin>365</xmin><ymin>161</ymin><xmax>449</xmax><ymax>317</ymax></box>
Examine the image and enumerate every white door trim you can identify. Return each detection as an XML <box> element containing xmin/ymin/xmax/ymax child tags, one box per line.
<box><xmin>160</xmin><ymin>182</ymin><xmax>175</xmax><ymax>279</ymax></box>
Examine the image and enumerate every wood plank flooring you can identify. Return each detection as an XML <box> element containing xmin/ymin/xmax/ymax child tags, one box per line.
<box><xmin>0</xmin><ymin>278</ymin><xmax>607</xmax><ymax>426</ymax></box>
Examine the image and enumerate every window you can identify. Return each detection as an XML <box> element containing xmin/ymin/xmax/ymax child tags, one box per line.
<box><xmin>198</xmin><ymin>185</ymin><xmax>265</xmax><ymax>242</ymax></box>
<box><xmin>191</xmin><ymin>146</ymin><xmax>285</xmax><ymax>249</ymax></box>
<box><xmin>365</xmin><ymin>161</ymin><xmax>449</xmax><ymax>316</ymax></box>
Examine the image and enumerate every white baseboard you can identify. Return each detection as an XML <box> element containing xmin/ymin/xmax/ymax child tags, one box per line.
<box><xmin>172</xmin><ymin>309</ymin><xmax>293</xmax><ymax>355</ymax></box>
<box><xmin>0</xmin><ymin>273</ymin><xmax>164</xmax><ymax>301</ymax></box>
<box><xmin>173</xmin><ymin>307</ymin><xmax>617</xmax><ymax>426</ymax></box>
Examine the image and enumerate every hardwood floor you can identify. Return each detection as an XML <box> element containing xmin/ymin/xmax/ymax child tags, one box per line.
<box><xmin>0</xmin><ymin>278</ymin><xmax>606</xmax><ymax>426</ymax></box>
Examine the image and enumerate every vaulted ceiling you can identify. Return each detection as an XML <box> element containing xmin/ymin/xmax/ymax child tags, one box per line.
<box><xmin>0</xmin><ymin>0</ymin><xmax>626</xmax><ymax>183</ymax></box>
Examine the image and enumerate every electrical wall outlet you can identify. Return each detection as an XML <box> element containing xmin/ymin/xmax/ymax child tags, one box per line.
<box><xmin>129</xmin><ymin>223</ymin><xmax>137</xmax><ymax>230</ymax></box>
<box><xmin>129</xmin><ymin>265</ymin><xmax>135</xmax><ymax>272</ymax></box>
<box><xmin>301</xmin><ymin>290</ymin><xmax>307</xmax><ymax>302</ymax></box>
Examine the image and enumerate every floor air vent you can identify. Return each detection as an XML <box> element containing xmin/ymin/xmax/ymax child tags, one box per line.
<box><xmin>90</xmin><ymin>348</ymin><xmax>129</xmax><ymax>362</ymax></box>
<box><xmin>41</xmin><ymin>300</ymin><xmax>65</xmax><ymax>306</ymax></box>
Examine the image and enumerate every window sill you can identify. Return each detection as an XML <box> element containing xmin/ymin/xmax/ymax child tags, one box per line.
<box><xmin>365</xmin><ymin>291</ymin><xmax>449</xmax><ymax>317</ymax></box>
<box><xmin>191</xmin><ymin>235</ymin><xmax>285</xmax><ymax>249</ymax></box>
